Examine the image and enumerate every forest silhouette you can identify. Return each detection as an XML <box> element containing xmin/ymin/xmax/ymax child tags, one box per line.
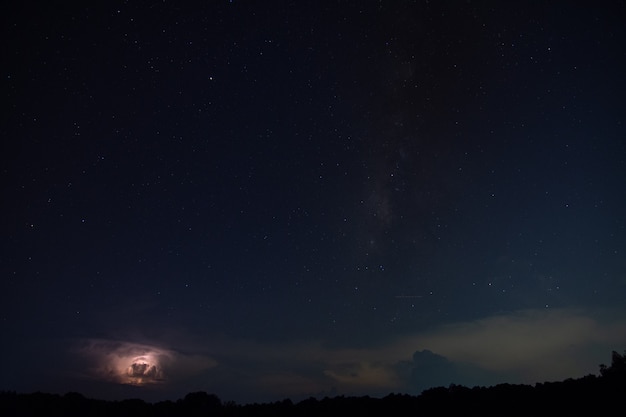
<box><xmin>1</xmin><ymin>350</ymin><xmax>624</xmax><ymax>416</ymax></box>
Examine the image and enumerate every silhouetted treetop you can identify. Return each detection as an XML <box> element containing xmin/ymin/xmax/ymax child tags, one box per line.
<box><xmin>599</xmin><ymin>350</ymin><xmax>626</xmax><ymax>379</ymax></box>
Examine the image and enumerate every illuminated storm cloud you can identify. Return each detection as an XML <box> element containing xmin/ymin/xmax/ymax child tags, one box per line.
<box><xmin>83</xmin><ymin>340</ymin><xmax>171</xmax><ymax>386</ymax></box>
<box><xmin>123</xmin><ymin>354</ymin><xmax>164</xmax><ymax>385</ymax></box>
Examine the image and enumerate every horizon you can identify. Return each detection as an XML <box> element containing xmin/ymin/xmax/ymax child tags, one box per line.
<box><xmin>2</xmin><ymin>350</ymin><xmax>622</xmax><ymax>405</ymax></box>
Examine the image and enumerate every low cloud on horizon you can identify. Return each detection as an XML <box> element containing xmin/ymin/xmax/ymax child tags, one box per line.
<box><xmin>63</xmin><ymin>308</ymin><xmax>626</xmax><ymax>403</ymax></box>
<box><xmin>75</xmin><ymin>340</ymin><xmax>217</xmax><ymax>389</ymax></box>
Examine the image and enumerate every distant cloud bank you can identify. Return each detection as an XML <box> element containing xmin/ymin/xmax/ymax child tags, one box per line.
<box><xmin>77</xmin><ymin>339</ymin><xmax>216</xmax><ymax>386</ymax></box>
<box><xmin>70</xmin><ymin>308</ymin><xmax>626</xmax><ymax>403</ymax></box>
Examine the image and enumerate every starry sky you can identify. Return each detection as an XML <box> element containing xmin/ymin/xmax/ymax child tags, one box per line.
<box><xmin>2</xmin><ymin>0</ymin><xmax>626</xmax><ymax>405</ymax></box>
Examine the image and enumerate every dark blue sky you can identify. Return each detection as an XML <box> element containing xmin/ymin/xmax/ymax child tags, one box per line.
<box><xmin>2</xmin><ymin>1</ymin><xmax>625</xmax><ymax>404</ymax></box>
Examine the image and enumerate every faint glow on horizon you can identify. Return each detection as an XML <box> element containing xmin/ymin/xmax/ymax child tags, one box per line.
<box><xmin>78</xmin><ymin>339</ymin><xmax>218</xmax><ymax>388</ymax></box>
<box><xmin>81</xmin><ymin>341</ymin><xmax>171</xmax><ymax>386</ymax></box>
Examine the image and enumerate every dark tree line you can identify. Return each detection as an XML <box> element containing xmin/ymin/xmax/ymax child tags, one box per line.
<box><xmin>1</xmin><ymin>351</ymin><xmax>625</xmax><ymax>417</ymax></box>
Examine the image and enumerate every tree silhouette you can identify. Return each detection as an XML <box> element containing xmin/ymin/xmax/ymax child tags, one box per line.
<box><xmin>182</xmin><ymin>392</ymin><xmax>222</xmax><ymax>417</ymax></box>
<box><xmin>599</xmin><ymin>350</ymin><xmax>626</xmax><ymax>379</ymax></box>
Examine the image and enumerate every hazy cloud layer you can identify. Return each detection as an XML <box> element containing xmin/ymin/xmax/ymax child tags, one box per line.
<box><xmin>405</xmin><ymin>308</ymin><xmax>626</xmax><ymax>382</ymax></box>
<box><xmin>69</xmin><ymin>308</ymin><xmax>626</xmax><ymax>402</ymax></box>
<box><xmin>226</xmin><ymin>308</ymin><xmax>626</xmax><ymax>400</ymax></box>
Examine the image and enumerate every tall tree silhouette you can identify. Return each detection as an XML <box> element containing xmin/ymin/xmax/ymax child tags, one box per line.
<box><xmin>599</xmin><ymin>350</ymin><xmax>626</xmax><ymax>379</ymax></box>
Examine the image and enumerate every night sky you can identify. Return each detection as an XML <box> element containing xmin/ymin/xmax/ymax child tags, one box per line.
<box><xmin>2</xmin><ymin>1</ymin><xmax>626</xmax><ymax>404</ymax></box>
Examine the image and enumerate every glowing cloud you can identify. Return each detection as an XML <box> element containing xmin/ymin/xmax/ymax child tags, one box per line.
<box><xmin>78</xmin><ymin>340</ymin><xmax>216</xmax><ymax>386</ymax></box>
